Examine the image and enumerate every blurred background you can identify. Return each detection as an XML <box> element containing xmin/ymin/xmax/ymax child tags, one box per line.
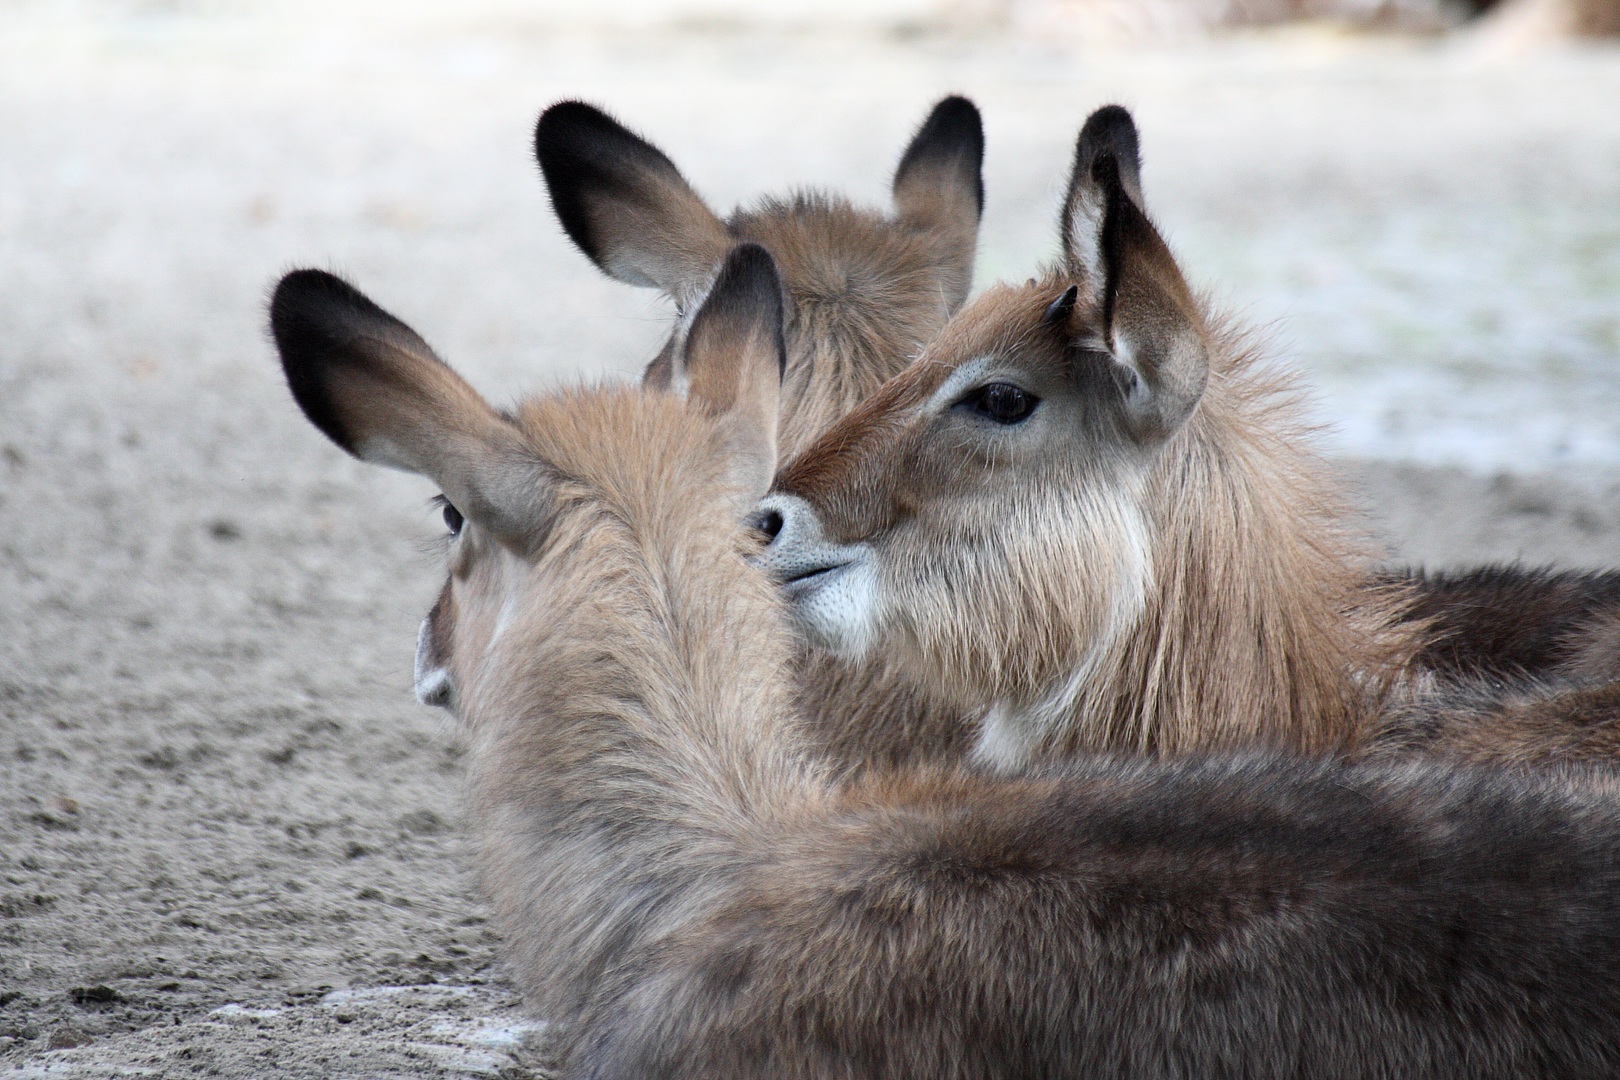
<box><xmin>3</xmin><ymin>0</ymin><xmax>1618</xmax><ymax>472</ymax></box>
<box><xmin>2</xmin><ymin>2</ymin><xmax>1620</xmax><ymax>1073</ymax></box>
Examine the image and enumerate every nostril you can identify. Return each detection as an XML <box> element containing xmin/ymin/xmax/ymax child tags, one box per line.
<box><xmin>751</xmin><ymin>508</ymin><xmax>785</xmax><ymax>541</ymax></box>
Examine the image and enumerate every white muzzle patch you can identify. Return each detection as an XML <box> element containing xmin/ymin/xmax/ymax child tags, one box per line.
<box><xmin>753</xmin><ymin>493</ymin><xmax>882</xmax><ymax>659</ymax></box>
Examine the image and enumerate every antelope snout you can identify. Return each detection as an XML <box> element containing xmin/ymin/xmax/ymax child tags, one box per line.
<box><xmin>751</xmin><ymin>495</ymin><xmax>844</xmax><ymax>590</ymax></box>
<box><xmin>750</xmin><ymin>494</ymin><xmax>881</xmax><ymax>657</ymax></box>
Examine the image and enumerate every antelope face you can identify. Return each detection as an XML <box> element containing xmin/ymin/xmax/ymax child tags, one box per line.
<box><xmin>757</xmin><ymin>106</ymin><xmax>1212</xmax><ymax>719</ymax></box>
<box><xmin>271</xmin><ymin>245</ymin><xmax>786</xmax><ymax>723</ymax></box>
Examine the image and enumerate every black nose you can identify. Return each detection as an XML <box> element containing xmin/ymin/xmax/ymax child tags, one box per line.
<box><xmin>750</xmin><ymin>508</ymin><xmax>785</xmax><ymax>541</ymax></box>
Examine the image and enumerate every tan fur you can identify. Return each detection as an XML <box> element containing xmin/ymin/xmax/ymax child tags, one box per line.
<box><xmin>730</xmin><ymin>194</ymin><xmax>971</xmax><ymax>461</ymax></box>
<box><xmin>773</xmin><ymin>279</ymin><xmax>1418</xmax><ymax>764</ymax></box>
<box><xmin>455</xmin><ymin>387</ymin><xmax>822</xmax><ymax>1026</ymax></box>
<box><xmin>272</xmin><ymin>263</ymin><xmax>1620</xmax><ymax>1078</ymax></box>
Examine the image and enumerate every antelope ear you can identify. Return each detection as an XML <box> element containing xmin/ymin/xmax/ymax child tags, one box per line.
<box><xmin>269</xmin><ymin>270</ymin><xmax>542</xmax><ymax>538</ymax></box>
<box><xmin>1058</xmin><ymin>106</ymin><xmax>1208</xmax><ymax>444</ymax></box>
<box><xmin>535</xmin><ymin>101</ymin><xmax>732</xmax><ymax>308</ymax></box>
<box><xmin>892</xmin><ymin>95</ymin><xmax>985</xmax><ymax>313</ymax></box>
<box><xmin>674</xmin><ymin>244</ymin><xmax>785</xmax><ymax>499</ymax></box>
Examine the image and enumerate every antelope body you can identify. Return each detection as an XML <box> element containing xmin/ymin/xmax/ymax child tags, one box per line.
<box><xmin>272</xmin><ymin>246</ymin><xmax>1620</xmax><ymax>1079</ymax></box>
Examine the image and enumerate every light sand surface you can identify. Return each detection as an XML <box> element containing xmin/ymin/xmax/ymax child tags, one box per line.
<box><xmin>2</xmin><ymin>7</ymin><xmax>1619</xmax><ymax>1076</ymax></box>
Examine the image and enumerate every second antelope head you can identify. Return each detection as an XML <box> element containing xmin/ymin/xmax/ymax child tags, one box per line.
<box><xmin>535</xmin><ymin>96</ymin><xmax>984</xmax><ymax>460</ymax></box>
<box><xmin>758</xmin><ymin>106</ymin><xmax>1397</xmax><ymax>767</ymax></box>
<box><xmin>270</xmin><ymin>245</ymin><xmax>788</xmax><ymax>724</ymax></box>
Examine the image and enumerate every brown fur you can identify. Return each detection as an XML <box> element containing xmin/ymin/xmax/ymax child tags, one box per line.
<box><xmin>763</xmin><ymin>110</ymin><xmax>1420</xmax><ymax>768</ymax></box>
<box><xmin>1372</xmin><ymin>675</ymin><xmax>1620</xmax><ymax>766</ymax></box>
<box><xmin>536</xmin><ymin>98</ymin><xmax>984</xmax><ymax>463</ymax></box>
<box><xmin>1385</xmin><ymin>565</ymin><xmax>1620</xmax><ymax>682</ymax></box>
<box><xmin>270</xmin><ymin>258</ymin><xmax>1620</xmax><ymax>1079</ymax></box>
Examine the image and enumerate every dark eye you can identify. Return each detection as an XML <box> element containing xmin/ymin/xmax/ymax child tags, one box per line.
<box><xmin>957</xmin><ymin>382</ymin><xmax>1039</xmax><ymax>425</ymax></box>
<box><xmin>439</xmin><ymin>499</ymin><xmax>464</xmax><ymax>536</ymax></box>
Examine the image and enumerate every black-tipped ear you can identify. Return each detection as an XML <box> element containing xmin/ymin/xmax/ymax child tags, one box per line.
<box><xmin>893</xmin><ymin>95</ymin><xmax>985</xmax><ymax>223</ymax></box>
<box><xmin>892</xmin><ymin>96</ymin><xmax>985</xmax><ymax>313</ymax></box>
<box><xmin>1072</xmin><ymin>104</ymin><xmax>1143</xmax><ymax>211</ymax></box>
<box><xmin>1056</xmin><ymin>108</ymin><xmax>1208</xmax><ymax>445</ymax></box>
<box><xmin>270</xmin><ymin>270</ymin><xmax>441</xmax><ymax>460</ymax></box>
<box><xmin>677</xmin><ymin>244</ymin><xmax>784</xmax><ymax>497</ymax></box>
<box><xmin>534</xmin><ymin>101</ymin><xmax>730</xmax><ymax>302</ymax></box>
<box><xmin>269</xmin><ymin>270</ymin><xmax>540</xmax><ymax>536</ymax></box>
<box><xmin>682</xmin><ymin>243</ymin><xmax>786</xmax><ymax>399</ymax></box>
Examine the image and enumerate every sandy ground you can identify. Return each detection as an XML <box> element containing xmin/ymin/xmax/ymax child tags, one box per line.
<box><xmin>2</xmin><ymin>6</ymin><xmax>1619</xmax><ymax>1076</ymax></box>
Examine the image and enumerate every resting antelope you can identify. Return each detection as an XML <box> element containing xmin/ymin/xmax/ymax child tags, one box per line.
<box><xmin>536</xmin><ymin>96</ymin><xmax>988</xmax><ymax>766</ymax></box>
<box><xmin>270</xmin><ymin>247</ymin><xmax>1620</xmax><ymax>1078</ymax></box>
<box><xmin>543</xmin><ymin>99</ymin><xmax>1620</xmax><ymax>771</ymax></box>
<box><xmin>757</xmin><ymin>105</ymin><xmax>1427</xmax><ymax>768</ymax></box>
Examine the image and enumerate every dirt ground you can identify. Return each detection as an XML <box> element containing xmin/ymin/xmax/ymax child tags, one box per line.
<box><xmin>2</xmin><ymin>6</ymin><xmax>1619</xmax><ymax>1077</ymax></box>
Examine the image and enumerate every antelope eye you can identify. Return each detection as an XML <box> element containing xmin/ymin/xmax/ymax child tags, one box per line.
<box><xmin>957</xmin><ymin>382</ymin><xmax>1039</xmax><ymax>425</ymax></box>
<box><xmin>439</xmin><ymin>499</ymin><xmax>464</xmax><ymax>536</ymax></box>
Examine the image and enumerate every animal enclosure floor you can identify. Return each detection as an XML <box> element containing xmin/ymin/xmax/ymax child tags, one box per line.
<box><xmin>2</xmin><ymin>7</ymin><xmax>1619</xmax><ymax>1076</ymax></box>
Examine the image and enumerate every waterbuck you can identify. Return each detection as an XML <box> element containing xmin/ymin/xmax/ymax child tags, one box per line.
<box><xmin>541</xmin><ymin>99</ymin><xmax>1618</xmax><ymax>771</ymax></box>
<box><xmin>757</xmin><ymin>105</ymin><xmax>1428</xmax><ymax>768</ymax></box>
<box><xmin>756</xmin><ymin>102</ymin><xmax>1620</xmax><ymax>770</ymax></box>
<box><xmin>535</xmin><ymin>95</ymin><xmax>988</xmax><ymax>767</ymax></box>
<box><xmin>270</xmin><ymin>246</ymin><xmax>1620</xmax><ymax>1078</ymax></box>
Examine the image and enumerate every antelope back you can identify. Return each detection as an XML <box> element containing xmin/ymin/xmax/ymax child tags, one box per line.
<box><xmin>535</xmin><ymin>96</ymin><xmax>984</xmax><ymax>459</ymax></box>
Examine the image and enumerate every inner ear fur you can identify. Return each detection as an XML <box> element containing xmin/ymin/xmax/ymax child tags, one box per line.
<box><xmin>269</xmin><ymin>270</ymin><xmax>540</xmax><ymax>537</ymax></box>
<box><xmin>1058</xmin><ymin>106</ymin><xmax>1208</xmax><ymax>443</ymax></box>
<box><xmin>676</xmin><ymin>244</ymin><xmax>785</xmax><ymax>497</ymax></box>
<box><xmin>892</xmin><ymin>95</ymin><xmax>985</xmax><ymax>312</ymax></box>
<box><xmin>535</xmin><ymin>101</ymin><xmax>731</xmax><ymax>306</ymax></box>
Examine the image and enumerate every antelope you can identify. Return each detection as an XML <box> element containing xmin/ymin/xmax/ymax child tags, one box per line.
<box><xmin>542</xmin><ymin>98</ymin><xmax>1620</xmax><ymax>772</ymax></box>
<box><xmin>534</xmin><ymin>95</ymin><xmax>984</xmax><ymax>463</ymax></box>
<box><xmin>535</xmin><ymin>96</ymin><xmax>987</xmax><ymax>767</ymax></box>
<box><xmin>270</xmin><ymin>247</ymin><xmax>1620</xmax><ymax>1078</ymax></box>
<box><xmin>758</xmin><ymin>105</ymin><xmax>1426</xmax><ymax>769</ymax></box>
<box><xmin>756</xmin><ymin>103</ymin><xmax>1620</xmax><ymax>770</ymax></box>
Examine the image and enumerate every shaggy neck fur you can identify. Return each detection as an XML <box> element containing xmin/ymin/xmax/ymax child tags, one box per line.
<box><xmin>988</xmin><ymin>323</ymin><xmax>1420</xmax><ymax>764</ymax></box>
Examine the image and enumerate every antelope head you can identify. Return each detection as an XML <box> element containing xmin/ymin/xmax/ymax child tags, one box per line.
<box><xmin>269</xmin><ymin>245</ymin><xmax>787</xmax><ymax>724</ymax></box>
<box><xmin>534</xmin><ymin>96</ymin><xmax>985</xmax><ymax>459</ymax></box>
<box><xmin>756</xmin><ymin>106</ymin><xmax>1216</xmax><ymax>766</ymax></box>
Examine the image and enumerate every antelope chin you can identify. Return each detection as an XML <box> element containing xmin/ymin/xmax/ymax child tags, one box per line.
<box><xmin>782</xmin><ymin>551</ymin><xmax>882</xmax><ymax>660</ymax></box>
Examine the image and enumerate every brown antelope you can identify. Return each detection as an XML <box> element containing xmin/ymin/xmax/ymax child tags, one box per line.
<box><xmin>535</xmin><ymin>96</ymin><xmax>987</xmax><ymax>768</ymax></box>
<box><xmin>270</xmin><ymin>247</ymin><xmax>1620</xmax><ymax>1078</ymax></box>
<box><xmin>541</xmin><ymin>99</ymin><xmax>1620</xmax><ymax>771</ymax></box>
<box><xmin>756</xmin><ymin>105</ymin><xmax>1620</xmax><ymax>770</ymax></box>
<box><xmin>534</xmin><ymin>95</ymin><xmax>984</xmax><ymax>463</ymax></box>
<box><xmin>758</xmin><ymin>105</ymin><xmax>1427</xmax><ymax>769</ymax></box>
